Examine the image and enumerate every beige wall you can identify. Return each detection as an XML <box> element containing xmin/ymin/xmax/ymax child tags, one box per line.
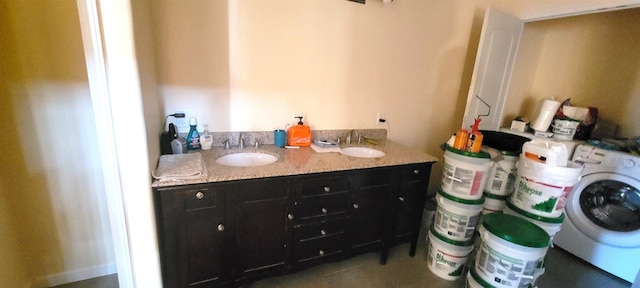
<box><xmin>150</xmin><ymin>0</ymin><xmax>639</xmax><ymax>195</ymax></box>
<box><xmin>0</xmin><ymin>0</ymin><xmax>114</xmax><ymax>286</ymax></box>
<box><xmin>505</xmin><ymin>8</ymin><xmax>640</xmax><ymax>138</ymax></box>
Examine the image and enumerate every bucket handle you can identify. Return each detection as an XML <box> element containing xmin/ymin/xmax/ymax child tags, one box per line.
<box><xmin>444</xmin><ymin>174</ymin><xmax>463</xmax><ymax>183</ymax></box>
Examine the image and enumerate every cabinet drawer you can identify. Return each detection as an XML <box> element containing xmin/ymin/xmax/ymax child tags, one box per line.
<box><xmin>296</xmin><ymin>193</ymin><xmax>348</xmax><ymax>220</ymax></box>
<box><xmin>357</xmin><ymin>168</ymin><xmax>392</xmax><ymax>188</ymax></box>
<box><xmin>294</xmin><ymin>234</ymin><xmax>344</xmax><ymax>263</ymax></box>
<box><xmin>299</xmin><ymin>176</ymin><xmax>349</xmax><ymax>196</ymax></box>
<box><xmin>294</xmin><ymin>218</ymin><xmax>346</xmax><ymax>242</ymax></box>
<box><xmin>182</xmin><ymin>188</ymin><xmax>219</xmax><ymax>210</ymax></box>
<box><xmin>401</xmin><ymin>165</ymin><xmax>429</xmax><ymax>183</ymax></box>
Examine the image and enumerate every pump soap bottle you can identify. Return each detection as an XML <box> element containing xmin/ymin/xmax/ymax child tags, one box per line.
<box><xmin>200</xmin><ymin>124</ymin><xmax>213</xmax><ymax>150</ymax></box>
<box><xmin>287</xmin><ymin>116</ymin><xmax>312</xmax><ymax>147</ymax></box>
<box><xmin>186</xmin><ymin>117</ymin><xmax>201</xmax><ymax>150</ymax></box>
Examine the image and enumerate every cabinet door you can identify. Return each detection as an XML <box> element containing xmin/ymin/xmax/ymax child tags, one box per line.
<box><xmin>157</xmin><ymin>184</ymin><xmax>227</xmax><ymax>288</ymax></box>
<box><xmin>230</xmin><ymin>178</ymin><xmax>292</xmax><ymax>280</ymax></box>
<box><xmin>393</xmin><ymin>164</ymin><xmax>433</xmax><ymax>256</ymax></box>
<box><xmin>350</xmin><ymin>168</ymin><xmax>393</xmax><ymax>253</ymax></box>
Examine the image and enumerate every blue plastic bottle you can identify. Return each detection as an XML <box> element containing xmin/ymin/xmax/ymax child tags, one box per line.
<box><xmin>186</xmin><ymin>117</ymin><xmax>201</xmax><ymax>150</ymax></box>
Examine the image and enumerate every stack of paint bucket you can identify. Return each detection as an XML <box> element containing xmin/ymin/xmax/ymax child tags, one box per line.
<box><xmin>479</xmin><ymin>130</ymin><xmax>531</xmax><ymax>216</ymax></box>
<box><xmin>481</xmin><ymin>149</ymin><xmax>518</xmax><ymax>214</ymax></box>
<box><xmin>470</xmin><ymin>139</ymin><xmax>583</xmax><ymax>287</ymax></box>
<box><xmin>426</xmin><ymin>145</ymin><xmax>492</xmax><ymax>281</ymax></box>
<box><xmin>506</xmin><ymin>139</ymin><xmax>582</xmax><ymax>244</ymax></box>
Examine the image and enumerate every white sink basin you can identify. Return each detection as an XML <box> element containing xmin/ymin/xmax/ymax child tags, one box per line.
<box><xmin>340</xmin><ymin>147</ymin><xmax>385</xmax><ymax>158</ymax></box>
<box><xmin>216</xmin><ymin>152</ymin><xmax>278</xmax><ymax>167</ymax></box>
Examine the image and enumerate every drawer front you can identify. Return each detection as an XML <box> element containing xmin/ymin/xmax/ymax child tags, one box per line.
<box><xmin>294</xmin><ymin>218</ymin><xmax>347</xmax><ymax>242</ymax></box>
<box><xmin>299</xmin><ymin>176</ymin><xmax>349</xmax><ymax>197</ymax></box>
<box><xmin>357</xmin><ymin>168</ymin><xmax>392</xmax><ymax>188</ymax></box>
<box><xmin>294</xmin><ymin>234</ymin><xmax>345</xmax><ymax>263</ymax></box>
<box><xmin>182</xmin><ymin>188</ymin><xmax>219</xmax><ymax>211</ymax></box>
<box><xmin>296</xmin><ymin>193</ymin><xmax>348</xmax><ymax>220</ymax></box>
<box><xmin>400</xmin><ymin>165</ymin><xmax>429</xmax><ymax>184</ymax></box>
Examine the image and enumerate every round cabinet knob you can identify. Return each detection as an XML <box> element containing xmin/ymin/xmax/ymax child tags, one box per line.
<box><xmin>318</xmin><ymin>250</ymin><xmax>325</xmax><ymax>256</ymax></box>
<box><xmin>324</xmin><ymin>186</ymin><xmax>331</xmax><ymax>193</ymax></box>
<box><xmin>413</xmin><ymin>169</ymin><xmax>420</xmax><ymax>175</ymax></box>
<box><xmin>353</xmin><ymin>203</ymin><xmax>359</xmax><ymax>209</ymax></box>
<box><xmin>320</xmin><ymin>229</ymin><xmax>326</xmax><ymax>236</ymax></box>
<box><xmin>217</xmin><ymin>224</ymin><xmax>225</xmax><ymax>232</ymax></box>
<box><xmin>321</xmin><ymin>208</ymin><xmax>328</xmax><ymax>213</ymax></box>
<box><xmin>399</xmin><ymin>196</ymin><xmax>405</xmax><ymax>202</ymax></box>
<box><xmin>287</xmin><ymin>214</ymin><xmax>294</xmax><ymax>220</ymax></box>
<box><xmin>195</xmin><ymin>191</ymin><xmax>204</xmax><ymax>199</ymax></box>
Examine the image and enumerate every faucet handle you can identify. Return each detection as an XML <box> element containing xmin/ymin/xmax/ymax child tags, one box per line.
<box><xmin>254</xmin><ymin>138</ymin><xmax>260</xmax><ymax>148</ymax></box>
<box><xmin>222</xmin><ymin>139</ymin><xmax>230</xmax><ymax>150</ymax></box>
<box><xmin>239</xmin><ymin>137</ymin><xmax>245</xmax><ymax>149</ymax></box>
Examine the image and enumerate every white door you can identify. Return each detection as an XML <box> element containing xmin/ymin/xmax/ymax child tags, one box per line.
<box><xmin>462</xmin><ymin>7</ymin><xmax>523</xmax><ymax>131</ymax></box>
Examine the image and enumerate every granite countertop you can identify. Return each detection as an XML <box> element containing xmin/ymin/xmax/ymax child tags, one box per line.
<box><xmin>152</xmin><ymin>139</ymin><xmax>438</xmax><ymax>188</ymax></box>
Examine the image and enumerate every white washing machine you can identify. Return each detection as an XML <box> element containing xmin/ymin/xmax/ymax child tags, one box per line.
<box><xmin>553</xmin><ymin>144</ymin><xmax>640</xmax><ymax>283</ymax></box>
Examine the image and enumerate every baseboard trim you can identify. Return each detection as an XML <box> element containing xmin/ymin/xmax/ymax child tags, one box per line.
<box><xmin>36</xmin><ymin>263</ymin><xmax>117</xmax><ymax>287</ymax></box>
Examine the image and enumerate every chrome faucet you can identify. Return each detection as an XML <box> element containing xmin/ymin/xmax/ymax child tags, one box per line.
<box><xmin>346</xmin><ymin>130</ymin><xmax>360</xmax><ymax>144</ymax></box>
<box><xmin>222</xmin><ymin>139</ymin><xmax>230</xmax><ymax>150</ymax></box>
<box><xmin>239</xmin><ymin>133</ymin><xmax>245</xmax><ymax>149</ymax></box>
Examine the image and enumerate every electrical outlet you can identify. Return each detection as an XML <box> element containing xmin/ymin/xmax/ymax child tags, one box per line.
<box><xmin>377</xmin><ymin>112</ymin><xmax>386</xmax><ymax>124</ymax></box>
<box><xmin>173</xmin><ymin>110</ymin><xmax>189</xmax><ymax>134</ymax></box>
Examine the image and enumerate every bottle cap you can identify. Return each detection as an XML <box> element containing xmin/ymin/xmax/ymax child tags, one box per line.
<box><xmin>189</xmin><ymin>117</ymin><xmax>197</xmax><ymax>126</ymax></box>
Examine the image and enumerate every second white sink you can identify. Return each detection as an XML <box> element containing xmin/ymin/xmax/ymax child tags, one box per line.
<box><xmin>216</xmin><ymin>153</ymin><xmax>278</xmax><ymax>167</ymax></box>
<box><xmin>340</xmin><ymin>147</ymin><xmax>385</xmax><ymax>158</ymax></box>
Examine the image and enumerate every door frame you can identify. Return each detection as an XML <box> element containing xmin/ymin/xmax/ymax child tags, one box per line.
<box><xmin>76</xmin><ymin>0</ymin><xmax>162</xmax><ymax>287</ymax></box>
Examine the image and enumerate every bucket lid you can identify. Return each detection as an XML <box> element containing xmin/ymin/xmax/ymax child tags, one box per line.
<box><xmin>438</xmin><ymin>189</ymin><xmax>485</xmax><ymax>205</ymax></box>
<box><xmin>506</xmin><ymin>200</ymin><xmax>565</xmax><ymax>224</ymax></box>
<box><xmin>469</xmin><ymin>265</ymin><xmax>496</xmax><ymax>288</ymax></box>
<box><xmin>497</xmin><ymin>149</ymin><xmax>519</xmax><ymax>157</ymax></box>
<box><xmin>429</xmin><ymin>225</ymin><xmax>474</xmax><ymax>246</ymax></box>
<box><xmin>481</xmin><ymin>213</ymin><xmax>550</xmax><ymax>248</ymax></box>
<box><xmin>445</xmin><ymin>145</ymin><xmax>491</xmax><ymax>159</ymax></box>
<box><xmin>483</xmin><ymin>192</ymin><xmax>509</xmax><ymax>200</ymax></box>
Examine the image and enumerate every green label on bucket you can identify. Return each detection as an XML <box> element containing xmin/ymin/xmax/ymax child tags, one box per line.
<box><xmin>531</xmin><ymin>197</ymin><xmax>558</xmax><ymax>213</ymax></box>
<box><xmin>512</xmin><ymin>176</ymin><xmax>573</xmax><ymax>217</ymax></box>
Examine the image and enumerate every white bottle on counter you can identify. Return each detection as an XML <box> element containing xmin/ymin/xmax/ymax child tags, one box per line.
<box><xmin>200</xmin><ymin>124</ymin><xmax>213</xmax><ymax>150</ymax></box>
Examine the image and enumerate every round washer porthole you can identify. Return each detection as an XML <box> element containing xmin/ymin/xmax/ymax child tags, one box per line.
<box><xmin>565</xmin><ymin>172</ymin><xmax>640</xmax><ymax>248</ymax></box>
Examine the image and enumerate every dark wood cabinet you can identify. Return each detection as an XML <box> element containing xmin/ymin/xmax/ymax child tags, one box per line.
<box><xmin>156</xmin><ymin>184</ymin><xmax>228</xmax><ymax>288</ymax></box>
<box><xmin>227</xmin><ymin>178</ymin><xmax>293</xmax><ymax>281</ymax></box>
<box><xmin>349</xmin><ymin>168</ymin><xmax>393</xmax><ymax>254</ymax></box>
<box><xmin>154</xmin><ymin>163</ymin><xmax>432</xmax><ymax>287</ymax></box>
<box><xmin>390</xmin><ymin>164</ymin><xmax>433</xmax><ymax>258</ymax></box>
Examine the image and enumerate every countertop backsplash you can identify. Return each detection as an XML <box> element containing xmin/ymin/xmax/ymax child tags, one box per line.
<box><xmin>179</xmin><ymin>129</ymin><xmax>388</xmax><ymax>147</ymax></box>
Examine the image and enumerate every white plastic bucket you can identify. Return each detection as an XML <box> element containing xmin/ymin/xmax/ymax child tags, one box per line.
<box><xmin>434</xmin><ymin>189</ymin><xmax>484</xmax><ymax>242</ymax></box>
<box><xmin>475</xmin><ymin>213</ymin><xmax>550</xmax><ymax>288</ymax></box>
<box><xmin>467</xmin><ymin>265</ymin><xmax>495</xmax><ymax>288</ymax></box>
<box><xmin>504</xmin><ymin>200</ymin><xmax>565</xmax><ymax>246</ymax></box>
<box><xmin>510</xmin><ymin>157</ymin><xmax>582</xmax><ymax>218</ymax></box>
<box><xmin>427</xmin><ymin>227</ymin><xmax>474</xmax><ymax>281</ymax></box>
<box><xmin>522</xmin><ymin>139</ymin><xmax>569</xmax><ymax>167</ymax></box>
<box><xmin>441</xmin><ymin>146</ymin><xmax>493</xmax><ymax>200</ymax></box>
<box><xmin>552</xmin><ymin>119</ymin><xmax>581</xmax><ymax>140</ymax></box>
<box><xmin>482</xmin><ymin>192</ymin><xmax>508</xmax><ymax>214</ymax></box>
<box><xmin>484</xmin><ymin>153</ymin><xmax>518</xmax><ymax>196</ymax></box>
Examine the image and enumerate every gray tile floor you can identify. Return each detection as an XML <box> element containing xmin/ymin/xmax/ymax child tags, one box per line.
<box><xmin>53</xmin><ymin>229</ymin><xmax>631</xmax><ymax>288</ymax></box>
<box><xmin>250</xmin><ymin>228</ymin><xmax>631</xmax><ymax>288</ymax></box>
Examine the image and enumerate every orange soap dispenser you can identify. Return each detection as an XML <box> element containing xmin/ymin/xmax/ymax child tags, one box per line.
<box><xmin>287</xmin><ymin>116</ymin><xmax>312</xmax><ymax>147</ymax></box>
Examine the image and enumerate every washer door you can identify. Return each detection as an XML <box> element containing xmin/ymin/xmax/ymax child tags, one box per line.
<box><xmin>565</xmin><ymin>172</ymin><xmax>640</xmax><ymax>248</ymax></box>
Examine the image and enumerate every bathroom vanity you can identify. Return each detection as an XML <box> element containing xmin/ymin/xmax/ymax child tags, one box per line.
<box><xmin>153</xmin><ymin>140</ymin><xmax>436</xmax><ymax>287</ymax></box>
